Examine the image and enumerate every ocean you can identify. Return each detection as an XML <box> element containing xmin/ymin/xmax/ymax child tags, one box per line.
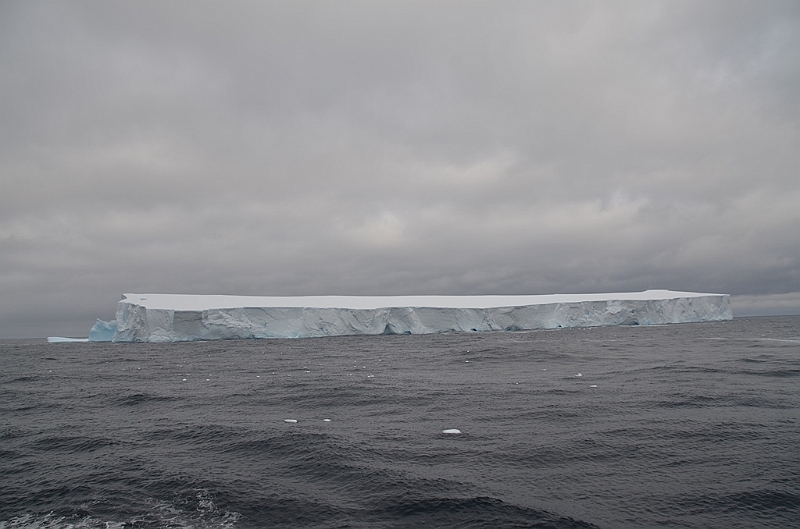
<box><xmin>1</xmin><ymin>316</ymin><xmax>798</xmax><ymax>528</ymax></box>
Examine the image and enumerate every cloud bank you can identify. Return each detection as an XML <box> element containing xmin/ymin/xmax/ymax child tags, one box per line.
<box><xmin>1</xmin><ymin>1</ymin><xmax>798</xmax><ymax>338</ymax></box>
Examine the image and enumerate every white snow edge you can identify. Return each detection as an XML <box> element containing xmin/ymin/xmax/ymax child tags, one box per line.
<box><xmin>117</xmin><ymin>290</ymin><xmax>721</xmax><ymax>311</ymax></box>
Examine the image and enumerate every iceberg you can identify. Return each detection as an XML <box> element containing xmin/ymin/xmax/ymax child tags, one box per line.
<box><xmin>89</xmin><ymin>318</ymin><xmax>117</xmax><ymax>341</ymax></box>
<box><xmin>87</xmin><ymin>290</ymin><xmax>732</xmax><ymax>343</ymax></box>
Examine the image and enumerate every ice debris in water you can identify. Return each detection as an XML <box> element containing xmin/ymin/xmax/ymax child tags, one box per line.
<box><xmin>590</xmin><ymin>385</ymin><xmax>598</xmax><ymax>388</ymax></box>
<box><xmin>284</xmin><ymin>419</ymin><xmax>298</xmax><ymax>423</ymax></box>
<box><xmin>46</xmin><ymin>336</ymin><xmax>89</xmax><ymax>343</ymax></box>
<box><xmin>442</xmin><ymin>429</ymin><xmax>462</xmax><ymax>434</ymax></box>
<box><xmin>323</xmin><ymin>418</ymin><xmax>331</xmax><ymax>422</ymax></box>
<box><xmin>576</xmin><ymin>373</ymin><xmax>583</xmax><ymax>377</ymax></box>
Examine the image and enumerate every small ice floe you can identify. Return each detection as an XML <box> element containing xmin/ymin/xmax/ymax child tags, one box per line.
<box><xmin>323</xmin><ymin>418</ymin><xmax>331</xmax><ymax>422</ymax></box>
<box><xmin>47</xmin><ymin>336</ymin><xmax>89</xmax><ymax>343</ymax></box>
<box><xmin>284</xmin><ymin>419</ymin><xmax>298</xmax><ymax>423</ymax></box>
<box><xmin>590</xmin><ymin>385</ymin><xmax>598</xmax><ymax>388</ymax></box>
<box><xmin>465</xmin><ymin>360</ymin><xmax>470</xmax><ymax>363</ymax></box>
<box><xmin>576</xmin><ymin>373</ymin><xmax>583</xmax><ymax>377</ymax></box>
<box><xmin>367</xmin><ymin>375</ymin><xmax>375</xmax><ymax>378</ymax></box>
<box><xmin>442</xmin><ymin>429</ymin><xmax>462</xmax><ymax>434</ymax></box>
<box><xmin>182</xmin><ymin>378</ymin><xmax>187</xmax><ymax>381</ymax></box>
<box><xmin>206</xmin><ymin>378</ymin><xmax>210</xmax><ymax>381</ymax></box>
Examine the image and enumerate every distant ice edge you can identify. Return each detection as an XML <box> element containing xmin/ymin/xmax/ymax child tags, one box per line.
<box><xmin>89</xmin><ymin>292</ymin><xmax>732</xmax><ymax>343</ymax></box>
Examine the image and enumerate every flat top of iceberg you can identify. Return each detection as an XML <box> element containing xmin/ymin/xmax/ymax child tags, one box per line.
<box><xmin>121</xmin><ymin>290</ymin><xmax>725</xmax><ymax>311</ymax></box>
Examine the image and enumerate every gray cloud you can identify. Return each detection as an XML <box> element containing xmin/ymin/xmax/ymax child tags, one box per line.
<box><xmin>1</xmin><ymin>0</ymin><xmax>798</xmax><ymax>338</ymax></box>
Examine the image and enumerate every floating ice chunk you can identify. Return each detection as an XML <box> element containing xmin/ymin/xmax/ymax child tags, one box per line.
<box><xmin>284</xmin><ymin>419</ymin><xmax>298</xmax><ymax>423</ymax></box>
<box><xmin>590</xmin><ymin>385</ymin><xmax>598</xmax><ymax>388</ymax></box>
<box><xmin>442</xmin><ymin>429</ymin><xmax>462</xmax><ymax>434</ymax></box>
<box><xmin>576</xmin><ymin>373</ymin><xmax>583</xmax><ymax>377</ymax></box>
<box><xmin>47</xmin><ymin>336</ymin><xmax>89</xmax><ymax>343</ymax></box>
<box><xmin>367</xmin><ymin>375</ymin><xmax>374</xmax><ymax>378</ymax></box>
<box><xmin>323</xmin><ymin>418</ymin><xmax>331</xmax><ymax>422</ymax></box>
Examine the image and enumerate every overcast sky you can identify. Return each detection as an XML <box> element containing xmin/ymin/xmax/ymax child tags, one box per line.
<box><xmin>1</xmin><ymin>1</ymin><xmax>799</xmax><ymax>338</ymax></box>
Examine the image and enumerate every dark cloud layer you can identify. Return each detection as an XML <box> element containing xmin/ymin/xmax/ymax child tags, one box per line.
<box><xmin>1</xmin><ymin>1</ymin><xmax>798</xmax><ymax>338</ymax></box>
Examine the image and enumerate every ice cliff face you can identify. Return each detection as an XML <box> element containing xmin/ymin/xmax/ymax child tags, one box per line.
<box><xmin>90</xmin><ymin>290</ymin><xmax>732</xmax><ymax>342</ymax></box>
<box><xmin>88</xmin><ymin>319</ymin><xmax>117</xmax><ymax>341</ymax></box>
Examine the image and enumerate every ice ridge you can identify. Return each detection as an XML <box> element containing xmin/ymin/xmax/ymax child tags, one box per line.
<box><xmin>86</xmin><ymin>290</ymin><xmax>732</xmax><ymax>343</ymax></box>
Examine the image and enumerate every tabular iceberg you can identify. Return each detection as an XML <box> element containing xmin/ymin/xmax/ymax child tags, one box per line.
<box><xmin>86</xmin><ymin>290</ymin><xmax>732</xmax><ymax>343</ymax></box>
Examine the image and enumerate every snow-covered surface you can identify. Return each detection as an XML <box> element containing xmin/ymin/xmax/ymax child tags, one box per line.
<box><xmin>118</xmin><ymin>290</ymin><xmax>719</xmax><ymax>310</ymax></box>
<box><xmin>86</xmin><ymin>290</ymin><xmax>732</xmax><ymax>342</ymax></box>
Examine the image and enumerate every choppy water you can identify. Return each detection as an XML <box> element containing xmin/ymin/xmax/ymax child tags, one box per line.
<box><xmin>2</xmin><ymin>317</ymin><xmax>799</xmax><ymax>528</ymax></box>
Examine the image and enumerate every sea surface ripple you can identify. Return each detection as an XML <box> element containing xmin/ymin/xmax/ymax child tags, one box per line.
<box><xmin>1</xmin><ymin>316</ymin><xmax>799</xmax><ymax>528</ymax></box>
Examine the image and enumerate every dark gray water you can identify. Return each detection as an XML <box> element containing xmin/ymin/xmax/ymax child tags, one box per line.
<box><xmin>2</xmin><ymin>317</ymin><xmax>799</xmax><ymax>528</ymax></box>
